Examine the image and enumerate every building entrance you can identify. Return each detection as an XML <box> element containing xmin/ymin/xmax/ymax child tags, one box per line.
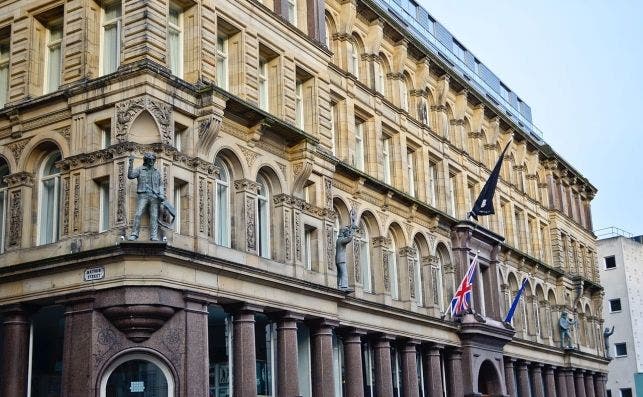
<box><xmin>477</xmin><ymin>360</ymin><xmax>502</xmax><ymax>396</ymax></box>
<box><xmin>102</xmin><ymin>354</ymin><xmax>174</xmax><ymax>397</ymax></box>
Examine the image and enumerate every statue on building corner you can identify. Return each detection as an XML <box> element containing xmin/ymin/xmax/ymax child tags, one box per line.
<box><xmin>559</xmin><ymin>311</ymin><xmax>577</xmax><ymax>349</ymax></box>
<box><xmin>603</xmin><ymin>325</ymin><xmax>615</xmax><ymax>358</ymax></box>
<box><xmin>335</xmin><ymin>208</ymin><xmax>358</xmax><ymax>291</ymax></box>
<box><xmin>128</xmin><ymin>152</ymin><xmax>175</xmax><ymax>241</ymax></box>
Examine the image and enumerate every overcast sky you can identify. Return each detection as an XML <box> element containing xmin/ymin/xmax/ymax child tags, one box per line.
<box><xmin>416</xmin><ymin>0</ymin><xmax>643</xmax><ymax>236</ymax></box>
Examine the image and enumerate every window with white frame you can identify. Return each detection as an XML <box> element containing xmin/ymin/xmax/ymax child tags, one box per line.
<box><xmin>358</xmin><ymin>220</ymin><xmax>371</xmax><ymax>292</ymax></box>
<box><xmin>362</xmin><ymin>341</ymin><xmax>375</xmax><ymax>397</ymax></box>
<box><xmin>214</xmin><ymin>158</ymin><xmax>231</xmax><ymax>247</ymax></box>
<box><xmin>45</xmin><ymin>20</ymin><xmax>63</xmax><ymax>94</ymax></box>
<box><xmin>348</xmin><ymin>41</ymin><xmax>359</xmax><ymax>78</ymax></box>
<box><xmin>258</xmin><ymin>57</ymin><xmax>268</xmax><ymax>110</ymax></box>
<box><xmin>0</xmin><ymin>161</ymin><xmax>8</xmax><ymax>253</ymax></box>
<box><xmin>400</xmin><ymin>79</ymin><xmax>409</xmax><ymax>112</ymax></box>
<box><xmin>382</xmin><ymin>136</ymin><xmax>391</xmax><ymax>184</ymax></box>
<box><xmin>330</xmin><ymin>102</ymin><xmax>338</xmax><ymax>155</ymax></box>
<box><xmin>388</xmin><ymin>234</ymin><xmax>399</xmax><ymax>300</ymax></box>
<box><xmin>98</xmin><ymin>179</ymin><xmax>110</xmax><ymax>232</ymax></box>
<box><xmin>615</xmin><ymin>342</ymin><xmax>627</xmax><ymax>357</ymax></box>
<box><xmin>374</xmin><ymin>60</ymin><xmax>384</xmax><ymax>93</ymax></box>
<box><xmin>391</xmin><ymin>346</ymin><xmax>402</xmax><ymax>397</ymax></box>
<box><xmin>332</xmin><ymin>332</ymin><xmax>344</xmax><ymax>397</ymax></box>
<box><xmin>0</xmin><ymin>36</ymin><xmax>8</xmax><ymax>108</ymax></box>
<box><xmin>173</xmin><ymin>181</ymin><xmax>182</xmax><ymax>234</ymax></box>
<box><xmin>38</xmin><ymin>151</ymin><xmax>62</xmax><ymax>245</ymax></box>
<box><xmin>448</xmin><ymin>172</ymin><xmax>457</xmax><ymax>217</ymax></box>
<box><xmin>304</xmin><ymin>225</ymin><xmax>317</xmax><ymax>271</ymax></box>
<box><xmin>354</xmin><ymin>119</ymin><xmax>365</xmax><ymax>171</ymax></box>
<box><xmin>255</xmin><ymin>314</ymin><xmax>277</xmax><ymax>396</ymax></box>
<box><xmin>295</xmin><ymin>78</ymin><xmax>304</xmax><ymax>128</ymax></box>
<box><xmin>407</xmin><ymin>149</ymin><xmax>416</xmax><ymax>197</ymax></box>
<box><xmin>413</xmin><ymin>242</ymin><xmax>422</xmax><ymax>306</ymax></box>
<box><xmin>97</xmin><ymin>119</ymin><xmax>111</xmax><ymax>149</ymax></box>
<box><xmin>257</xmin><ymin>175</ymin><xmax>271</xmax><ymax>258</ymax></box>
<box><xmin>297</xmin><ymin>323</ymin><xmax>312</xmax><ymax>396</ymax></box>
<box><xmin>428</xmin><ymin>161</ymin><xmax>437</xmax><ymax>207</ymax></box>
<box><xmin>168</xmin><ymin>2</ymin><xmax>183</xmax><ymax>77</ymax></box>
<box><xmin>216</xmin><ymin>33</ymin><xmax>228</xmax><ymax>89</ymax></box>
<box><xmin>101</xmin><ymin>2</ymin><xmax>122</xmax><ymax>75</ymax></box>
<box><xmin>287</xmin><ymin>0</ymin><xmax>297</xmax><ymax>25</ymax></box>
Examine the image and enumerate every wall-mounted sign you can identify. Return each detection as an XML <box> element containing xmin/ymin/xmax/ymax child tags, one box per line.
<box><xmin>130</xmin><ymin>381</ymin><xmax>145</xmax><ymax>392</ymax></box>
<box><xmin>83</xmin><ymin>267</ymin><xmax>105</xmax><ymax>282</ymax></box>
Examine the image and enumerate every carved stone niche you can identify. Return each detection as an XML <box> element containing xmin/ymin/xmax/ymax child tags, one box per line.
<box><xmin>102</xmin><ymin>304</ymin><xmax>176</xmax><ymax>343</ymax></box>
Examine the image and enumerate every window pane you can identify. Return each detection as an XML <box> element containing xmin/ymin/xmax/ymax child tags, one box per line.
<box><xmin>255</xmin><ymin>314</ymin><xmax>275</xmax><ymax>396</ymax></box>
<box><xmin>216</xmin><ymin>183</ymin><xmax>230</xmax><ymax>247</ymax></box>
<box><xmin>169</xmin><ymin>30</ymin><xmax>181</xmax><ymax>76</ymax></box>
<box><xmin>0</xmin><ymin>190</ymin><xmax>5</xmax><ymax>252</ymax></box>
<box><xmin>102</xmin><ymin>24</ymin><xmax>119</xmax><ymax>74</ymax></box>
<box><xmin>105</xmin><ymin>3</ymin><xmax>122</xmax><ymax>20</ymax></box>
<box><xmin>106</xmin><ymin>360</ymin><xmax>169</xmax><ymax>396</ymax></box>
<box><xmin>100</xmin><ymin>182</ymin><xmax>110</xmax><ymax>231</ymax></box>
<box><xmin>208</xmin><ymin>306</ymin><xmax>232</xmax><ymax>396</ymax></box>
<box><xmin>0</xmin><ymin>63</ymin><xmax>8</xmax><ymax>107</ymax></box>
<box><xmin>30</xmin><ymin>306</ymin><xmax>65</xmax><ymax>397</ymax></box>
<box><xmin>297</xmin><ymin>324</ymin><xmax>311</xmax><ymax>396</ymax></box>
<box><xmin>40</xmin><ymin>178</ymin><xmax>57</xmax><ymax>244</ymax></box>
<box><xmin>47</xmin><ymin>44</ymin><xmax>61</xmax><ymax>93</ymax></box>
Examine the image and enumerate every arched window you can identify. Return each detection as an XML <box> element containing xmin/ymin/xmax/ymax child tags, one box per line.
<box><xmin>413</xmin><ymin>242</ymin><xmax>423</xmax><ymax>306</ymax></box>
<box><xmin>348</xmin><ymin>41</ymin><xmax>359</xmax><ymax>79</ymax></box>
<box><xmin>324</xmin><ymin>17</ymin><xmax>332</xmax><ymax>48</ymax></box>
<box><xmin>434</xmin><ymin>247</ymin><xmax>447</xmax><ymax>311</ymax></box>
<box><xmin>0</xmin><ymin>160</ymin><xmax>8</xmax><ymax>253</ymax></box>
<box><xmin>214</xmin><ymin>158</ymin><xmax>231</xmax><ymax>247</ymax></box>
<box><xmin>38</xmin><ymin>151</ymin><xmax>62</xmax><ymax>245</ymax></box>
<box><xmin>101</xmin><ymin>353</ymin><xmax>174</xmax><ymax>397</ymax></box>
<box><xmin>257</xmin><ymin>174</ymin><xmax>271</xmax><ymax>258</ymax></box>
<box><xmin>400</xmin><ymin>79</ymin><xmax>409</xmax><ymax>112</ymax></box>
<box><xmin>374</xmin><ymin>60</ymin><xmax>384</xmax><ymax>94</ymax></box>
<box><xmin>387</xmin><ymin>233</ymin><xmax>399</xmax><ymax>300</ymax></box>
<box><xmin>357</xmin><ymin>220</ymin><xmax>371</xmax><ymax>292</ymax></box>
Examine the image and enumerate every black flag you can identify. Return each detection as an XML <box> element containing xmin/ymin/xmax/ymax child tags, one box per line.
<box><xmin>468</xmin><ymin>140</ymin><xmax>511</xmax><ymax>221</ymax></box>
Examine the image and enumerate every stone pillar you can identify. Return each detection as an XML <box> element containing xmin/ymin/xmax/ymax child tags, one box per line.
<box><xmin>555</xmin><ymin>367</ymin><xmax>568</xmax><ymax>397</ymax></box>
<box><xmin>530</xmin><ymin>363</ymin><xmax>545</xmax><ymax>397</ymax></box>
<box><xmin>516</xmin><ymin>361</ymin><xmax>530</xmax><ymax>397</ymax></box>
<box><xmin>446</xmin><ymin>347</ymin><xmax>464</xmax><ymax>397</ymax></box>
<box><xmin>275</xmin><ymin>312</ymin><xmax>304</xmax><ymax>397</ymax></box>
<box><xmin>310</xmin><ymin>319</ymin><xmax>338</xmax><ymax>397</ymax></box>
<box><xmin>544</xmin><ymin>365</ymin><xmax>557</xmax><ymax>397</ymax></box>
<box><xmin>184</xmin><ymin>294</ymin><xmax>211</xmax><ymax>397</ymax></box>
<box><xmin>566</xmin><ymin>369</ymin><xmax>577</xmax><ymax>397</ymax></box>
<box><xmin>3</xmin><ymin>172</ymin><xmax>34</xmax><ymax>250</ymax></box>
<box><xmin>585</xmin><ymin>372</ymin><xmax>595</xmax><ymax>397</ymax></box>
<box><xmin>373</xmin><ymin>335</ymin><xmax>394</xmax><ymax>397</ymax></box>
<box><xmin>341</xmin><ymin>328</ymin><xmax>365</xmax><ymax>397</ymax></box>
<box><xmin>575</xmin><ymin>369</ymin><xmax>586</xmax><ymax>397</ymax></box>
<box><xmin>594</xmin><ymin>373</ymin><xmax>606</xmax><ymax>397</ymax></box>
<box><xmin>503</xmin><ymin>357</ymin><xmax>517</xmax><ymax>397</ymax></box>
<box><xmin>230</xmin><ymin>305</ymin><xmax>260</xmax><ymax>397</ymax></box>
<box><xmin>424</xmin><ymin>344</ymin><xmax>444</xmax><ymax>397</ymax></box>
<box><xmin>60</xmin><ymin>296</ymin><xmax>95</xmax><ymax>396</ymax></box>
<box><xmin>1</xmin><ymin>305</ymin><xmax>31</xmax><ymax>397</ymax></box>
<box><xmin>233</xmin><ymin>179</ymin><xmax>260</xmax><ymax>254</ymax></box>
<box><xmin>400</xmin><ymin>340</ymin><xmax>419</xmax><ymax>397</ymax></box>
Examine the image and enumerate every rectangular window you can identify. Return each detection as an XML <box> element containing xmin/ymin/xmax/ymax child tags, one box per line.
<box><xmin>174</xmin><ymin>183</ymin><xmax>182</xmax><ymax>233</ymax></box>
<box><xmin>208</xmin><ymin>306</ymin><xmax>232</xmax><ymax>397</ymax></box>
<box><xmin>428</xmin><ymin>162</ymin><xmax>437</xmax><ymax>207</ymax></box>
<box><xmin>99</xmin><ymin>180</ymin><xmax>110</xmax><ymax>232</ymax></box>
<box><xmin>100</xmin><ymin>123</ymin><xmax>111</xmax><ymax>149</ymax></box>
<box><xmin>332</xmin><ymin>333</ymin><xmax>344</xmax><ymax>397</ymax></box>
<box><xmin>382</xmin><ymin>136</ymin><xmax>391</xmax><ymax>184</ymax></box>
<box><xmin>45</xmin><ymin>21</ymin><xmax>63</xmax><ymax>94</ymax></box>
<box><xmin>391</xmin><ymin>347</ymin><xmax>401</xmax><ymax>397</ymax></box>
<box><xmin>354</xmin><ymin>119</ymin><xmax>365</xmax><ymax>171</ymax></box>
<box><xmin>101</xmin><ymin>2</ymin><xmax>122</xmax><ymax>75</ymax></box>
<box><xmin>605</xmin><ymin>256</ymin><xmax>616</xmax><ymax>269</ymax></box>
<box><xmin>407</xmin><ymin>149</ymin><xmax>416</xmax><ymax>197</ymax></box>
<box><xmin>287</xmin><ymin>0</ymin><xmax>297</xmax><ymax>25</ymax></box>
<box><xmin>216</xmin><ymin>34</ymin><xmax>228</xmax><ymax>89</ymax></box>
<box><xmin>362</xmin><ymin>342</ymin><xmax>375</xmax><ymax>397</ymax></box>
<box><xmin>499</xmin><ymin>83</ymin><xmax>510</xmax><ymax>101</ymax></box>
<box><xmin>297</xmin><ymin>324</ymin><xmax>312</xmax><ymax>397</ymax></box>
<box><xmin>258</xmin><ymin>58</ymin><xmax>268</xmax><ymax>110</ymax></box>
<box><xmin>607</xmin><ymin>390</ymin><xmax>612</xmax><ymax>397</ymax></box>
<box><xmin>255</xmin><ymin>314</ymin><xmax>276</xmax><ymax>396</ymax></box>
<box><xmin>0</xmin><ymin>180</ymin><xmax>7</xmax><ymax>254</ymax></box>
<box><xmin>448</xmin><ymin>173</ymin><xmax>457</xmax><ymax>217</ymax></box>
<box><xmin>168</xmin><ymin>3</ymin><xmax>183</xmax><ymax>77</ymax></box>
<box><xmin>0</xmin><ymin>35</ymin><xmax>9</xmax><ymax>107</ymax></box>
<box><xmin>304</xmin><ymin>225</ymin><xmax>317</xmax><ymax>271</ymax></box>
<box><xmin>620</xmin><ymin>389</ymin><xmax>633</xmax><ymax>397</ymax></box>
<box><xmin>609</xmin><ymin>298</ymin><xmax>622</xmax><ymax>313</ymax></box>
<box><xmin>295</xmin><ymin>79</ymin><xmax>304</xmax><ymax>128</ymax></box>
<box><xmin>615</xmin><ymin>342</ymin><xmax>627</xmax><ymax>357</ymax></box>
<box><xmin>174</xmin><ymin>123</ymin><xmax>186</xmax><ymax>152</ymax></box>
<box><xmin>330</xmin><ymin>102</ymin><xmax>338</xmax><ymax>155</ymax></box>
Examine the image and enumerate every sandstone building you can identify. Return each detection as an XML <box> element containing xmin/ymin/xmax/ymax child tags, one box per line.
<box><xmin>0</xmin><ymin>0</ymin><xmax>608</xmax><ymax>394</ymax></box>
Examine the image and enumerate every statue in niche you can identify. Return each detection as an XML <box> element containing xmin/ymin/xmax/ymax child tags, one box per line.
<box><xmin>559</xmin><ymin>311</ymin><xmax>577</xmax><ymax>349</ymax></box>
<box><xmin>128</xmin><ymin>152</ymin><xmax>175</xmax><ymax>241</ymax></box>
<box><xmin>603</xmin><ymin>326</ymin><xmax>615</xmax><ymax>358</ymax></box>
<box><xmin>335</xmin><ymin>208</ymin><xmax>358</xmax><ymax>290</ymax></box>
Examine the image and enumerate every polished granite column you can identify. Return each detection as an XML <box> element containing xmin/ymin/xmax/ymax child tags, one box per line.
<box><xmin>504</xmin><ymin>357</ymin><xmax>517</xmax><ymax>397</ymax></box>
<box><xmin>516</xmin><ymin>360</ymin><xmax>530</xmax><ymax>397</ymax></box>
<box><xmin>425</xmin><ymin>344</ymin><xmax>444</xmax><ymax>397</ymax></box>
<box><xmin>1</xmin><ymin>305</ymin><xmax>30</xmax><ymax>397</ymax></box>
<box><xmin>400</xmin><ymin>340</ymin><xmax>419</xmax><ymax>397</ymax></box>
<box><xmin>373</xmin><ymin>335</ymin><xmax>394</xmax><ymax>397</ymax></box>
<box><xmin>341</xmin><ymin>328</ymin><xmax>366</xmax><ymax>397</ymax></box>
<box><xmin>310</xmin><ymin>319</ymin><xmax>338</xmax><ymax>397</ymax></box>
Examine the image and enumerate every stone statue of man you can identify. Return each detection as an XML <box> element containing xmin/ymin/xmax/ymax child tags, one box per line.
<box><xmin>335</xmin><ymin>226</ymin><xmax>355</xmax><ymax>290</ymax></box>
<box><xmin>559</xmin><ymin>311</ymin><xmax>576</xmax><ymax>349</ymax></box>
<box><xmin>603</xmin><ymin>325</ymin><xmax>615</xmax><ymax>358</ymax></box>
<box><xmin>128</xmin><ymin>152</ymin><xmax>165</xmax><ymax>241</ymax></box>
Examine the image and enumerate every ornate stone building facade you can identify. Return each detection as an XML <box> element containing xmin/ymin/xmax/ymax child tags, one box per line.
<box><xmin>0</xmin><ymin>0</ymin><xmax>607</xmax><ymax>394</ymax></box>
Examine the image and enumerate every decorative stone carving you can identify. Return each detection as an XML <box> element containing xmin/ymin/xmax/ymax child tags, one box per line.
<box><xmin>115</xmin><ymin>96</ymin><xmax>173</xmax><ymax>144</ymax></box>
<box><xmin>116</xmin><ymin>161</ymin><xmax>127</xmax><ymax>224</ymax></box>
<box><xmin>295</xmin><ymin>211</ymin><xmax>302</xmax><ymax>261</ymax></box>
<box><xmin>246</xmin><ymin>197</ymin><xmax>256</xmax><ymax>252</ymax></box>
<box><xmin>324</xmin><ymin>177</ymin><xmax>333</xmax><ymax>209</ymax></box>
<box><xmin>409</xmin><ymin>258</ymin><xmax>416</xmax><ymax>299</ymax></box>
<box><xmin>284</xmin><ymin>208</ymin><xmax>292</xmax><ymax>261</ymax></box>
<box><xmin>4</xmin><ymin>171</ymin><xmax>34</xmax><ymax>187</ymax></box>
<box><xmin>238</xmin><ymin>144</ymin><xmax>260</xmax><ymax>167</ymax></box>
<box><xmin>8</xmin><ymin>190</ymin><xmax>22</xmax><ymax>247</ymax></box>
<box><xmin>6</xmin><ymin>139</ymin><xmax>29</xmax><ymax>163</ymax></box>
<box><xmin>199</xmin><ymin>178</ymin><xmax>207</xmax><ymax>234</ymax></box>
<box><xmin>326</xmin><ymin>224</ymin><xmax>334</xmax><ymax>270</ymax></box>
<box><xmin>382</xmin><ymin>250</ymin><xmax>390</xmax><ymax>291</ymax></box>
<box><xmin>102</xmin><ymin>304</ymin><xmax>176</xmax><ymax>342</ymax></box>
<box><xmin>62</xmin><ymin>176</ymin><xmax>70</xmax><ymax>235</ymax></box>
<box><xmin>72</xmin><ymin>173</ymin><xmax>81</xmax><ymax>232</ymax></box>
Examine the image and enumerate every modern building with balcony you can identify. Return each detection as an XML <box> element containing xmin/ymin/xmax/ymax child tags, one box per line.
<box><xmin>0</xmin><ymin>0</ymin><xmax>608</xmax><ymax>394</ymax></box>
<box><xmin>597</xmin><ymin>228</ymin><xmax>643</xmax><ymax>397</ymax></box>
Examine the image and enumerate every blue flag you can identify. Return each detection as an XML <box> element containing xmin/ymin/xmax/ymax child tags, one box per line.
<box><xmin>504</xmin><ymin>277</ymin><xmax>528</xmax><ymax>324</ymax></box>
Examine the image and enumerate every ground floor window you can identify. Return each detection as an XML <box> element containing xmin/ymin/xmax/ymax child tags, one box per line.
<box><xmin>332</xmin><ymin>332</ymin><xmax>344</xmax><ymax>396</ymax></box>
<box><xmin>297</xmin><ymin>323</ymin><xmax>312</xmax><ymax>397</ymax></box>
<box><xmin>362</xmin><ymin>341</ymin><xmax>375</xmax><ymax>397</ymax></box>
<box><xmin>255</xmin><ymin>314</ymin><xmax>276</xmax><ymax>396</ymax></box>
<box><xmin>30</xmin><ymin>306</ymin><xmax>65</xmax><ymax>397</ymax></box>
<box><xmin>101</xmin><ymin>353</ymin><xmax>174</xmax><ymax>397</ymax></box>
<box><xmin>208</xmin><ymin>305</ymin><xmax>232</xmax><ymax>397</ymax></box>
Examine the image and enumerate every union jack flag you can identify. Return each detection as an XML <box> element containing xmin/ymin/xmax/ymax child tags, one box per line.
<box><xmin>449</xmin><ymin>253</ymin><xmax>479</xmax><ymax>317</ymax></box>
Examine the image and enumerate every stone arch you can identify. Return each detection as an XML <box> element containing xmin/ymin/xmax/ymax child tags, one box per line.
<box><xmin>385</xmin><ymin>222</ymin><xmax>405</xmax><ymax>300</ymax></box>
<box><xmin>18</xmin><ymin>135</ymin><xmax>69</xmax><ymax>172</ymax></box>
<box><xmin>523</xmin><ymin>279</ymin><xmax>535</xmax><ymax>337</ymax></box>
<box><xmin>324</xmin><ymin>11</ymin><xmax>337</xmax><ymax>48</ymax></box>
<box><xmin>411</xmin><ymin>232</ymin><xmax>430</xmax><ymax>307</ymax></box>
<box><xmin>477</xmin><ymin>359</ymin><xmax>503</xmax><ymax>396</ymax></box>
<box><xmin>0</xmin><ymin>147</ymin><xmax>17</xmax><ymax>172</ymax></box>
<box><xmin>356</xmin><ymin>209</ymin><xmax>380</xmax><ymax>292</ymax></box>
<box><xmin>548</xmin><ymin>288</ymin><xmax>560</xmax><ymax>344</ymax></box>
<box><xmin>378</xmin><ymin>52</ymin><xmax>392</xmax><ymax>96</ymax></box>
<box><xmin>115</xmin><ymin>96</ymin><xmax>172</xmax><ymax>145</ymax></box>
<box><xmin>535</xmin><ymin>284</ymin><xmax>547</xmax><ymax>338</ymax></box>
<box><xmin>444</xmin><ymin>103</ymin><xmax>454</xmax><ymax>140</ymax></box>
<box><xmin>584</xmin><ymin>302</ymin><xmax>594</xmax><ymax>348</ymax></box>
<box><xmin>349</xmin><ymin>32</ymin><xmax>366</xmax><ymax>80</ymax></box>
<box><xmin>213</xmin><ymin>146</ymin><xmax>246</xmax><ymax>182</ymax></box>
<box><xmin>434</xmin><ymin>241</ymin><xmax>452</xmax><ymax>311</ymax></box>
<box><xmin>129</xmin><ymin>110</ymin><xmax>162</xmax><ymax>145</ymax></box>
<box><xmin>254</xmin><ymin>162</ymin><xmax>286</xmax><ymax>196</ymax></box>
<box><xmin>332</xmin><ymin>196</ymin><xmax>351</xmax><ymax>227</ymax></box>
